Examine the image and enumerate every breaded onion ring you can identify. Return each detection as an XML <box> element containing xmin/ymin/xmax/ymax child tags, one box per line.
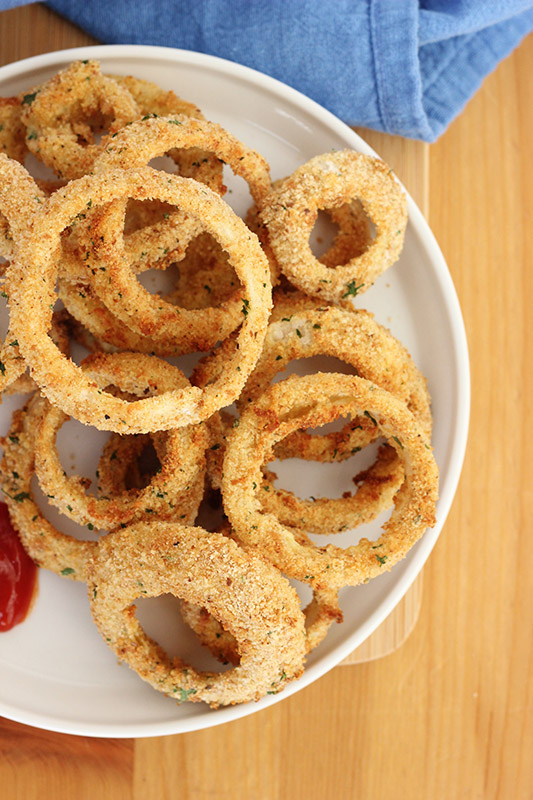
<box><xmin>222</xmin><ymin>373</ymin><xmax>438</xmax><ymax>591</ymax></box>
<box><xmin>109</xmin><ymin>74</ymin><xmax>225</xmax><ymax>195</ymax></box>
<box><xmin>87</xmin><ymin>522</ymin><xmax>306</xmax><ymax>707</ymax></box>
<box><xmin>0</xmin><ymin>154</ymin><xmax>46</xmax><ymax>391</ymax></box>
<box><xmin>194</xmin><ymin>297</ymin><xmax>432</xmax><ymax>533</ymax></box>
<box><xmin>260</xmin><ymin>150</ymin><xmax>407</xmax><ymax>303</ymax></box>
<box><xmin>0</xmin><ymin>395</ymin><xmax>97</xmax><ymax>581</ymax></box>
<box><xmin>79</xmin><ymin>116</ymin><xmax>271</xmax><ymax>352</ymax></box>
<box><xmin>57</xmin><ymin>277</ymin><xmax>172</xmax><ymax>356</ymax></box>
<box><xmin>246</xmin><ymin>182</ymin><xmax>372</xmax><ymax>280</ymax></box>
<box><xmin>203</xmin><ymin>404</ymin><xmax>403</xmax><ymax>535</ymax></box>
<box><xmin>20</xmin><ymin>60</ymin><xmax>139</xmax><ymax>179</ymax></box>
<box><xmin>8</xmin><ymin>167</ymin><xmax>272</xmax><ymax>432</ymax></box>
<box><xmin>180</xmin><ymin>576</ymin><xmax>342</xmax><ymax>661</ymax></box>
<box><xmin>195</xmin><ymin>294</ymin><xmax>432</xmax><ymax>459</ymax></box>
<box><xmin>33</xmin><ymin>354</ymin><xmax>208</xmax><ymax>529</ymax></box>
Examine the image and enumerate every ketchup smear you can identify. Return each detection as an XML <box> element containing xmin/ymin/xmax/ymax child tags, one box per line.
<box><xmin>0</xmin><ymin>501</ymin><xmax>37</xmax><ymax>631</ymax></box>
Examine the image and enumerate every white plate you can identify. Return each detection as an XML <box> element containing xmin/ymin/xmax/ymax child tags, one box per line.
<box><xmin>0</xmin><ymin>45</ymin><xmax>469</xmax><ymax>738</ymax></box>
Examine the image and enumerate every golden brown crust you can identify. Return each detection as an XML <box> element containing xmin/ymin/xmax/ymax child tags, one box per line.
<box><xmin>9</xmin><ymin>167</ymin><xmax>272</xmax><ymax>432</ymax></box>
<box><xmin>33</xmin><ymin>354</ymin><xmax>208</xmax><ymax>529</ymax></box>
<box><xmin>87</xmin><ymin>522</ymin><xmax>307</xmax><ymax>707</ymax></box>
<box><xmin>0</xmin><ymin>395</ymin><xmax>98</xmax><ymax>581</ymax></box>
<box><xmin>222</xmin><ymin>373</ymin><xmax>438</xmax><ymax>591</ymax></box>
<box><xmin>20</xmin><ymin>60</ymin><xmax>139</xmax><ymax>179</ymax></box>
<box><xmin>0</xmin><ymin>154</ymin><xmax>47</xmax><ymax>390</ymax></box>
<box><xmin>261</xmin><ymin>150</ymin><xmax>407</xmax><ymax>303</ymax></box>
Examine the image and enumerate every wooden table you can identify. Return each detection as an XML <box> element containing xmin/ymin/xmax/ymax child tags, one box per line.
<box><xmin>0</xmin><ymin>6</ymin><xmax>531</xmax><ymax>798</ymax></box>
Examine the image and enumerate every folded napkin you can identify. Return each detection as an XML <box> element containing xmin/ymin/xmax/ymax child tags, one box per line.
<box><xmin>2</xmin><ymin>0</ymin><xmax>532</xmax><ymax>140</ymax></box>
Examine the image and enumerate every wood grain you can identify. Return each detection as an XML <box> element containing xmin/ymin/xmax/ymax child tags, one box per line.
<box><xmin>0</xmin><ymin>5</ymin><xmax>531</xmax><ymax>799</ymax></box>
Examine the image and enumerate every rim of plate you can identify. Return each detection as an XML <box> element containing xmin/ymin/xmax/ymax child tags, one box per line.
<box><xmin>0</xmin><ymin>44</ymin><xmax>470</xmax><ymax>738</ymax></box>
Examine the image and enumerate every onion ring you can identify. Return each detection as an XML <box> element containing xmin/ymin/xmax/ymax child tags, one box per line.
<box><xmin>78</xmin><ymin>116</ymin><xmax>271</xmax><ymax>351</ymax></box>
<box><xmin>95</xmin><ymin>431</ymin><xmax>343</xmax><ymax>659</ymax></box>
<box><xmin>221</xmin><ymin>373</ymin><xmax>438</xmax><ymax>590</ymax></box>
<box><xmin>87</xmin><ymin>521</ymin><xmax>306</xmax><ymax>707</ymax></box>
<box><xmin>20</xmin><ymin>60</ymin><xmax>139</xmax><ymax>180</ymax></box>
<box><xmin>33</xmin><ymin>353</ymin><xmax>208</xmax><ymax>529</ymax></box>
<box><xmin>8</xmin><ymin>167</ymin><xmax>272</xmax><ymax>432</ymax></box>
<box><xmin>195</xmin><ymin>293</ymin><xmax>432</xmax><ymax>457</ymax></box>
<box><xmin>0</xmin><ymin>395</ymin><xmax>97</xmax><ymax>581</ymax></box>
<box><xmin>195</xmin><ymin>296</ymin><xmax>431</xmax><ymax>533</ymax></box>
<box><xmin>109</xmin><ymin>74</ymin><xmax>225</xmax><ymax>195</ymax></box>
<box><xmin>0</xmin><ymin>154</ymin><xmax>46</xmax><ymax>391</ymax></box>
<box><xmin>260</xmin><ymin>150</ymin><xmax>407</xmax><ymax>303</ymax></box>
<box><xmin>245</xmin><ymin>181</ymin><xmax>372</xmax><ymax>279</ymax></box>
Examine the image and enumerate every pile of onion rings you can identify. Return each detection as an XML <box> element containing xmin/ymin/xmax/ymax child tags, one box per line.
<box><xmin>0</xmin><ymin>61</ymin><xmax>438</xmax><ymax>709</ymax></box>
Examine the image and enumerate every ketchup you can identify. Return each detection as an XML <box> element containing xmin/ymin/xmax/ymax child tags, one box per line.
<box><xmin>0</xmin><ymin>501</ymin><xmax>37</xmax><ymax>631</ymax></box>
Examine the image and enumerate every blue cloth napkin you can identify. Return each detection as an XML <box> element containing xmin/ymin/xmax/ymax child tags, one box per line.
<box><xmin>2</xmin><ymin>0</ymin><xmax>532</xmax><ymax>141</ymax></box>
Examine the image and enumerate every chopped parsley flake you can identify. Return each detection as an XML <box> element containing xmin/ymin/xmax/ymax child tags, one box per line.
<box><xmin>22</xmin><ymin>91</ymin><xmax>38</xmax><ymax>106</ymax></box>
<box><xmin>343</xmin><ymin>280</ymin><xmax>365</xmax><ymax>298</ymax></box>
<box><xmin>14</xmin><ymin>491</ymin><xmax>30</xmax><ymax>503</ymax></box>
<box><xmin>175</xmin><ymin>687</ymin><xmax>197</xmax><ymax>702</ymax></box>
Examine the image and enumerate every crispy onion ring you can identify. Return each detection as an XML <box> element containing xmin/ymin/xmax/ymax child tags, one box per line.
<box><xmin>60</xmin><ymin>230</ymin><xmax>263</xmax><ymax>357</ymax></box>
<box><xmin>195</xmin><ymin>296</ymin><xmax>432</xmax><ymax>533</ymax></box>
<box><xmin>20</xmin><ymin>60</ymin><xmax>139</xmax><ymax>180</ymax></box>
<box><xmin>109</xmin><ymin>74</ymin><xmax>225</xmax><ymax>195</ymax></box>
<box><xmin>195</xmin><ymin>293</ymin><xmax>432</xmax><ymax>457</ymax></box>
<box><xmin>0</xmin><ymin>395</ymin><xmax>97</xmax><ymax>581</ymax></box>
<box><xmin>204</xmin><ymin>407</ymin><xmax>403</xmax><ymax>535</ymax></box>
<box><xmin>0</xmin><ymin>154</ymin><xmax>46</xmax><ymax>391</ymax></box>
<box><xmin>94</xmin><ymin>426</ymin><xmax>344</xmax><ymax>658</ymax></box>
<box><xmin>9</xmin><ymin>166</ymin><xmax>272</xmax><ymax>432</ymax></box>
<box><xmin>76</xmin><ymin>116</ymin><xmax>271</xmax><ymax>351</ymax></box>
<box><xmin>180</xmin><ymin>575</ymin><xmax>342</xmax><ymax>660</ymax></box>
<box><xmin>57</xmin><ymin>278</ymin><xmax>172</xmax><ymax>356</ymax></box>
<box><xmin>246</xmin><ymin>181</ymin><xmax>372</xmax><ymax>279</ymax></box>
<box><xmin>222</xmin><ymin>373</ymin><xmax>438</xmax><ymax>591</ymax></box>
<box><xmin>87</xmin><ymin>522</ymin><xmax>306</xmax><ymax>707</ymax></box>
<box><xmin>33</xmin><ymin>353</ymin><xmax>208</xmax><ymax>529</ymax></box>
<box><xmin>260</xmin><ymin>150</ymin><xmax>407</xmax><ymax>303</ymax></box>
